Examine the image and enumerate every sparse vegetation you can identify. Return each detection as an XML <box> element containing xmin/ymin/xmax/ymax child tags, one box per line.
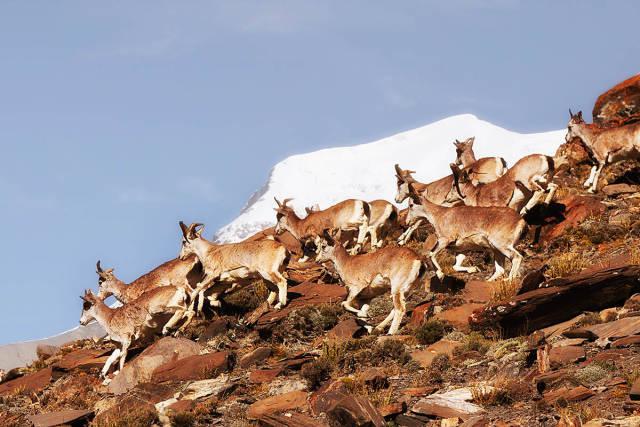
<box><xmin>546</xmin><ymin>252</ymin><xmax>588</xmax><ymax>278</ymax></box>
<box><xmin>413</xmin><ymin>320</ymin><xmax>450</xmax><ymax>345</ymax></box>
<box><xmin>491</xmin><ymin>279</ymin><xmax>520</xmax><ymax>302</ymax></box>
<box><xmin>301</xmin><ymin>358</ymin><xmax>333</xmax><ymax>390</ymax></box>
<box><xmin>169</xmin><ymin>412</ymin><xmax>196</xmax><ymax>427</ymax></box>
<box><xmin>272</xmin><ymin>303</ymin><xmax>342</xmax><ymax>342</ymax></box>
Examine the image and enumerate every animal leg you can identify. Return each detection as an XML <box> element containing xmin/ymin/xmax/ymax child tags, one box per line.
<box><xmin>374</xmin><ymin>305</ymin><xmax>396</xmax><ymax>333</ymax></box>
<box><xmin>507</xmin><ymin>246</ymin><xmax>524</xmax><ymax>280</ymax></box>
<box><xmin>266</xmin><ymin>291</ymin><xmax>277</xmax><ymax>305</ymax></box>
<box><xmin>398</xmin><ymin>220</ymin><xmax>422</xmax><ymax>245</ymax></box>
<box><xmin>544</xmin><ymin>183</ymin><xmax>558</xmax><ymax>204</ymax></box>
<box><xmin>584</xmin><ymin>165</ymin><xmax>597</xmax><ymax>188</ymax></box>
<box><xmin>341</xmin><ymin>287</ymin><xmax>363</xmax><ymax>315</ymax></box>
<box><xmin>488</xmin><ymin>250</ymin><xmax>506</xmax><ymax>282</ymax></box>
<box><xmin>520</xmin><ymin>190</ymin><xmax>545</xmax><ymax>215</ymax></box>
<box><xmin>176</xmin><ymin>310</ymin><xmax>195</xmax><ymax>336</ymax></box>
<box><xmin>101</xmin><ymin>348</ymin><xmax>121</xmax><ymax>379</ymax></box>
<box><xmin>351</xmin><ymin>222</ymin><xmax>368</xmax><ymax>254</ymax></box>
<box><xmin>118</xmin><ymin>339</ymin><xmax>131</xmax><ymax>373</ymax></box>
<box><xmin>268</xmin><ymin>271</ymin><xmax>288</xmax><ymax>309</ymax></box>
<box><xmin>589</xmin><ymin>162</ymin><xmax>605</xmax><ymax>193</ymax></box>
<box><xmin>387</xmin><ymin>292</ymin><xmax>407</xmax><ymax>335</ymax></box>
<box><xmin>430</xmin><ymin>239</ymin><xmax>449</xmax><ymax>280</ymax></box>
<box><xmin>452</xmin><ymin>254</ymin><xmax>479</xmax><ymax>273</ymax></box>
<box><xmin>162</xmin><ymin>310</ymin><xmax>185</xmax><ymax>335</ymax></box>
<box><xmin>368</xmin><ymin>227</ymin><xmax>379</xmax><ymax>250</ymax></box>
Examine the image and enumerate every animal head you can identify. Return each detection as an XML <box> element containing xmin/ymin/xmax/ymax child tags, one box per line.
<box><xmin>565</xmin><ymin>109</ymin><xmax>585</xmax><ymax>143</ymax></box>
<box><xmin>314</xmin><ymin>230</ymin><xmax>339</xmax><ymax>263</ymax></box>
<box><xmin>95</xmin><ymin>260</ymin><xmax>120</xmax><ymax>300</ymax></box>
<box><xmin>179</xmin><ymin>221</ymin><xmax>204</xmax><ymax>260</ymax></box>
<box><xmin>394</xmin><ymin>164</ymin><xmax>417</xmax><ymax>203</ymax></box>
<box><xmin>273</xmin><ymin>197</ymin><xmax>295</xmax><ymax>235</ymax></box>
<box><xmin>79</xmin><ymin>289</ymin><xmax>99</xmax><ymax>325</ymax></box>
<box><xmin>453</xmin><ymin>137</ymin><xmax>475</xmax><ymax>166</ymax></box>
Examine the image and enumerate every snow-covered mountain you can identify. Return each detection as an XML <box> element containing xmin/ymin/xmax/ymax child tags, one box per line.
<box><xmin>214</xmin><ymin>114</ymin><xmax>564</xmax><ymax>243</ymax></box>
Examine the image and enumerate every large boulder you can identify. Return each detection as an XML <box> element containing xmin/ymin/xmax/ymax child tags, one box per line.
<box><xmin>107</xmin><ymin>337</ymin><xmax>202</xmax><ymax>395</ymax></box>
<box><xmin>593</xmin><ymin>74</ymin><xmax>640</xmax><ymax>128</ymax></box>
<box><xmin>151</xmin><ymin>351</ymin><xmax>230</xmax><ymax>383</ymax></box>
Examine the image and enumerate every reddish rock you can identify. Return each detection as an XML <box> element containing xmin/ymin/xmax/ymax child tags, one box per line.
<box><xmin>310</xmin><ymin>380</ymin><xmax>384</xmax><ymax>427</ymax></box>
<box><xmin>434</xmin><ymin>303</ymin><xmax>484</xmax><ymax>331</ymax></box>
<box><xmin>585</xmin><ymin>317</ymin><xmax>640</xmax><ymax>341</ymax></box>
<box><xmin>240</xmin><ymin>347</ymin><xmax>272</xmax><ymax>369</ymax></box>
<box><xmin>543</xmin><ymin>386</ymin><xmax>595</xmax><ymax>404</ymax></box>
<box><xmin>199</xmin><ymin>317</ymin><xmax>231</xmax><ymax>341</ymax></box>
<box><xmin>274</xmin><ymin>351</ymin><xmax>315</xmax><ymax>371</ymax></box>
<box><xmin>410</xmin><ymin>302</ymin><xmax>432</xmax><ymax>326</ymax></box>
<box><xmin>519</xmin><ymin>268</ymin><xmax>546</xmax><ymax>295</ymax></box>
<box><xmin>593</xmin><ymin>74</ymin><xmax>640</xmax><ymax>128</ymax></box>
<box><xmin>36</xmin><ymin>344</ymin><xmax>59</xmax><ymax>361</ymax></box>
<box><xmin>602</xmin><ymin>183</ymin><xmax>640</xmax><ymax>197</ymax></box>
<box><xmin>630</xmin><ymin>378</ymin><xmax>640</xmax><ymax>401</ymax></box>
<box><xmin>411</xmin><ymin>340</ymin><xmax>462</xmax><ymax>368</ymax></box>
<box><xmin>534</xmin><ymin>369</ymin><xmax>570</xmax><ymax>394</ymax></box>
<box><xmin>460</xmin><ymin>416</ymin><xmax>489</xmax><ymax>427</ymax></box>
<box><xmin>247</xmin><ymin>390</ymin><xmax>308</xmax><ymax>419</ymax></box>
<box><xmin>378</xmin><ymin>401</ymin><xmax>406</xmax><ymax>418</ymax></box>
<box><xmin>549</xmin><ymin>346</ymin><xmax>586</xmax><ymax>369</ymax></box>
<box><xmin>412</xmin><ymin>390</ymin><xmax>484</xmax><ymax>420</ymax></box>
<box><xmin>326</xmin><ymin>318</ymin><xmax>364</xmax><ymax>341</ymax></box>
<box><xmin>395</xmin><ymin>413</ymin><xmax>433</xmax><ymax>426</ymax></box>
<box><xmin>611</xmin><ymin>335</ymin><xmax>640</xmax><ymax>348</ymax></box>
<box><xmin>402</xmin><ymin>386</ymin><xmax>439</xmax><ymax>397</ymax></box>
<box><xmin>53</xmin><ymin>348</ymin><xmax>111</xmax><ymax>372</ymax></box>
<box><xmin>167</xmin><ymin>399</ymin><xmax>196</xmax><ymax>413</ymax></box>
<box><xmin>590</xmin><ymin>349</ymin><xmax>630</xmax><ymax>363</ymax></box>
<box><xmin>462</xmin><ymin>281</ymin><xmax>493</xmax><ymax>303</ymax></box>
<box><xmin>257</xmin><ymin>413</ymin><xmax>328</xmax><ymax>427</ymax></box>
<box><xmin>361</xmin><ymin>368</ymin><xmax>388</xmax><ymax>390</ymax></box>
<box><xmin>250</xmin><ymin>368</ymin><xmax>283</xmax><ymax>384</ymax></box>
<box><xmin>256</xmin><ymin>282</ymin><xmax>347</xmax><ymax>328</ymax></box>
<box><xmin>107</xmin><ymin>337</ymin><xmax>202</xmax><ymax>395</ymax></box>
<box><xmin>0</xmin><ymin>367</ymin><xmax>53</xmax><ymax>396</ymax></box>
<box><xmin>152</xmin><ymin>351</ymin><xmax>230</xmax><ymax>383</ymax></box>
<box><xmin>541</xmin><ymin>196</ymin><xmax>606</xmax><ymax>243</ymax></box>
<box><xmin>27</xmin><ymin>409</ymin><xmax>93</xmax><ymax>427</ymax></box>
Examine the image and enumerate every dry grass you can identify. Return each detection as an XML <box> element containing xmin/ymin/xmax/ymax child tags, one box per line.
<box><xmin>470</xmin><ymin>376</ymin><xmax>530</xmax><ymax>406</ymax></box>
<box><xmin>546</xmin><ymin>252</ymin><xmax>588</xmax><ymax>279</ymax></box>
<box><xmin>341</xmin><ymin>374</ymin><xmax>395</xmax><ymax>408</ymax></box>
<box><xmin>630</xmin><ymin>246</ymin><xmax>640</xmax><ymax>265</ymax></box>
<box><xmin>490</xmin><ymin>279</ymin><xmax>520</xmax><ymax>302</ymax></box>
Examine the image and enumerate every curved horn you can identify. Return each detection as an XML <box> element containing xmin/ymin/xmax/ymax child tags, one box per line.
<box><xmin>274</xmin><ymin>197</ymin><xmax>282</xmax><ymax>207</ymax></box>
<box><xmin>394</xmin><ymin>164</ymin><xmax>403</xmax><ymax>175</ymax></box>
<box><xmin>282</xmin><ymin>198</ymin><xmax>293</xmax><ymax>207</ymax></box>
<box><xmin>96</xmin><ymin>260</ymin><xmax>103</xmax><ymax>273</ymax></box>
<box><xmin>569</xmin><ymin>108</ymin><xmax>573</xmax><ymax>118</ymax></box>
<box><xmin>179</xmin><ymin>221</ymin><xmax>189</xmax><ymax>237</ymax></box>
<box><xmin>450</xmin><ymin>164</ymin><xmax>465</xmax><ymax>199</ymax></box>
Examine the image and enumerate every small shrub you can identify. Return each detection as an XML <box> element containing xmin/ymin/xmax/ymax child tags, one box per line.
<box><xmin>370</xmin><ymin>339</ymin><xmax>412</xmax><ymax>366</ymax></box>
<box><xmin>491</xmin><ymin>279</ymin><xmax>520</xmax><ymax>302</ymax></box>
<box><xmin>455</xmin><ymin>332</ymin><xmax>492</xmax><ymax>356</ymax></box>
<box><xmin>301</xmin><ymin>358</ymin><xmax>333</xmax><ymax>390</ymax></box>
<box><xmin>223</xmin><ymin>280</ymin><xmax>270</xmax><ymax>312</ymax></box>
<box><xmin>546</xmin><ymin>252</ymin><xmax>588</xmax><ymax>279</ymax></box>
<box><xmin>170</xmin><ymin>412</ymin><xmax>196</xmax><ymax>427</ymax></box>
<box><xmin>576</xmin><ymin>312</ymin><xmax>603</xmax><ymax>327</ymax></box>
<box><xmin>273</xmin><ymin>304</ymin><xmax>342</xmax><ymax>342</ymax></box>
<box><xmin>413</xmin><ymin>320</ymin><xmax>450</xmax><ymax>345</ymax></box>
<box><xmin>430</xmin><ymin>353</ymin><xmax>450</xmax><ymax>373</ymax></box>
<box><xmin>470</xmin><ymin>377</ymin><xmax>530</xmax><ymax>406</ymax></box>
<box><xmin>573</xmin><ymin>364</ymin><xmax>608</xmax><ymax>386</ymax></box>
<box><xmin>367</xmin><ymin>295</ymin><xmax>394</xmax><ymax>318</ymax></box>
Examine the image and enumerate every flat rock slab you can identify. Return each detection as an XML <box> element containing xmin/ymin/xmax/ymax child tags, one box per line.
<box><xmin>257</xmin><ymin>413</ymin><xmax>328</xmax><ymax>427</ymax></box>
<box><xmin>434</xmin><ymin>303</ymin><xmax>485</xmax><ymax>331</ymax></box>
<box><xmin>553</xmin><ymin>338</ymin><xmax>587</xmax><ymax>347</ymax></box>
<box><xmin>240</xmin><ymin>347</ymin><xmax>272</xmax><ymax>369</ymax></box>
<box><xmin>250</xmin><ymin>368</ymin><xmax>283</xmax><ymax>384</ymax></box>
<box><xmin>378</xmin><ymin>401</ymin><xmax>406</xmax><ymax>418</ymax></box>
<box><xmin>586</xmin><ymin>317</ymin><xmax>640</xmax><ymax>341</ymax></box>
<box><xmin>256</xmin><ymin>282</ymin><xmax>346</xmax><ymax>328</ymax></box>
<box><xmin>107</xmin><ymin>337</ymin><xmax>202</xmax><ymax>395</ymax></box>
<box><xmin>612</xmin><ymin>335</ymin><xmax>640</xmax><ymax>348</ymax></box>
<box><xmin>53</xmin><ymin>348</ymin><xmax>111</xmax><ymax>371</ymax></box>
<box><xmin>326</xmin><ymin>318</ymin><xmax>364</xmax><ymax>341</ymax></box>
<box><xmin>544</xmin><ymin>386</ymin><xmax>595</xmax><ymax>404</ymax></box>
<box><xmin>412</xmin><ymin>388</ymin><xmax>484</xmax><ymax>420</ymax></box>
<box><xmin>462</xmin><ymin>281</ymin><xmax>493</xmax><ymax>303</ymax></box>
<box><xmin>410</xmin><ymin>302</ymin><xmax>432</xmax><ymax>326</ymax></box>
<box><xmin>631</xmin><ymin>378</ymin><xmax>640</xmax><ymax>401</ymax></box>
<box><xmin>152</xmin><ymin>351</ymin><xmax>230</xmax><ymax>383</ymax></box>
<box><xmin>247</xmin><ymin>390</ymin><xmax>308</xmax><ymax>419</ymax></box>
<box><xmin>309</xmin><ymin>380</ymin><xmax>384</xmax><ymax>426</ymax></box>
<box><xmin>549</xmin><ymin>346</ymin><xmax>586</xmax><ymax>368</ymax></box>
<box><xmin>28</xmin><ymin>409</ymin><xmax>93</xmax><ymax>427</ymax></box>
<box><xmin>602</xmin><ymin>183</ymin><xmax>640</xmax><ymax>197</ymax></box>
<box><xmin>0</xmin><ymin>367</ymin><xmax>53</xmax><ymax>396</ymax></box>
<box><xmin>411</xmin><ymin>340</ymin><xmax>463</xmax><ymax>368</ymax></box>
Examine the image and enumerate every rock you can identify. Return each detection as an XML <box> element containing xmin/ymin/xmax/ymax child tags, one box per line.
<box><xmin>624</xmin><ymin>294</ymin><xmax>640</xmax><ymax>311</ymax></box>
<box><xmin>470</xmin><ymin>265</ymin><xmax>640</xmax><ymax>337</ymax></box>
<box><xmin>459</xmin><ymin>416</ymin><xmax>489</xmax><ymax>427</ymax></box>
<box><xmin>591</xmin><ymin>349</ymin><xmax>630</xmax><ymax>363</ymax></box>
<box><xmin>268</xmin><ymin>378</ymin><xmax>307</xmax><ymax>396</ymax></box>
<box><xmin>411</xmin><ymin>340</ymin><xmax>462</xmax><ymax>368</ymax></box>
<box><xmin>541</xmin><ymin>196</ymin><xmax>606</xmax><ymax>243</ymax></box>
<box><xmin>27</xmin><ymin>409</ymin><xmax>93</xmax><ymax>427</ymax></box>
<box><xmin>585</xmin><ymin>416</ymin><xmax>640</xmax><ymax>426</ymax></box>
<box><xmin>167</xmin><ymin>399</ymin><xmax>195</xmax><ymax>413</ymax></box>
<box><xmin>0</xmin><ymin>367</ymin><xmax>53</xmax><ymax>396</ymax></box>
<box><xmin>310</xmin><ymin>380</ymin><xmax>384</xmax><ymax>426</ymax></box>
<box><xmin>179</xmin><ymin>375</ymin><xmax>234</xmax><ymax>401</ymax></box>
<box><xmin>434</xmin><ymin>303</ymin><xmax>485</xmax><ymax>331</ymax></box>
<box><xmin>603</xmin><ymin>183</ymin><xmax>640</xmax><ymax>197</ymax></box>
<box><xmin>326</xmin><ymin>318</ymin><xmax>364</xmax><ymax>341</ymax></box>
<box><xmin>553</xmin><ymin>338</ymin><xmax>586</xmax><ymax>347</ymax></box>
<box><xmin>247</xmin><ymin>390</ymin><xmax>308</xmax><ymax>419</ymax></box>
<box><xmin>256</xmin><ymin>282</ymin><xmax>347</xmax><ymax>329</ymax></box>
<box><xmin>257</xmin><ymin>413</ymin><xmax>328</xmax><ymax>427</ymax></box>
<box><xmin>549</xmin><ymin>346</ymin><xmax>586</xmax><ymax>368</ymax></box>
<box><xmin>442</xmin><ymin>418</ymin><xmax>462</xmax><ymax>426</ymax></box>
<box><xmin>412</xmin><ymin>388</ymin><xmax>485</xmax><ymax>420</ymax></box>
<box><xmin>53</xmin><ymin>348</ymin><xmax>111</xmax><ymax>372</ymax></box>
<box><xmin>519</xmin><ymin>269</ymin><xmax>546</xmax><ymax>295</ymax></box>
<box><xmin>585</xmin><ymin>317</ymin><xmax>640</xmax><ymax>341</ymax></box>
<box><xmin>541</xmin><ymin>314</ymin><xmax>587</xmax><ymax>339</ymax></box>
<box><xmin>612</xmin><ymin>335</ymin><xmax>640</xmax><ymax>348</ymax></box>
<box><xmin>593</xmin><ymin>73</ymin><xmax>640</xmax><ymax>128</ymax></box>
<box><xmin>199</xmin><ymin>317</ymin><xmax>231</xmax><ymax>341</ymax></box>
<box><xmin>630</xmin><ymin>378</ymin><xmax>640</xmax><ymax>401</ymax></box>
<box><xmin>361</xmin><ymin>367</ymin><xmax>388</xmax><ymax>390</ymax></box>
<box><xmin>563</xmin><ymin>327</ymin><xmax>598</xmax><ymax>340</ymax></box>
<box><xmin>240</xmin><ymin>347</ymin><xmax>272</xmax><ymax>369</ymax></box>
<box><xmin>402</xmin><ymin>386</ymin><xmax>439</xmax><ymax>397</ymax></box>
<box><xmin>395</xmin><ymin>413</ymin><xmax>434</xmax><ymax>427</ymax></box>
<box><xmin>410</xmin><ymin>302</ymin><xmax>433</xmax><ymax>326</ymax></box>
<box><xmin>152</xmin><ymin>351</ymin><xmax>230</xmax><ymax>383</ymax></box>
<box><xmin>250</xmin><ymin>368</ymin><xmax>283</xmax><ymax>384</ymax></box>
<box><xmin>543</xmin><ymin>386</ymin><xmax>595</xmax><ymax>404</ymax></box>
<box><xmin>534</xmin><ymin>369</ymin><xmax>570</xmax><ymax>394</ymax></box>
<box><xmin>378</xmin><ymin>401</ymin><xmax>406</xmax><ymax>418</ymax></box>
<box><xmin>273</xmin><ymin>351</ymin><xmax>315</xmax><ymax>371</ymax></box>
<box><xmin>35</xmin><ymin>344</ymin><xmax>59</xmax><ymax>361</ymax></box>
<box><xmin>107</xmin><ymin>337</ymin><xmax>202</xmax><ymax>395</ymax></box>
<box><xmin>462</xmin><ymin>281</ymin><xmax>493</xmax><ymax>303</ymax></box>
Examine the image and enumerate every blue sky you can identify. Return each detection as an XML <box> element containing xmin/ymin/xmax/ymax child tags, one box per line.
<box><xmin>1</xmin><ymin>1</ymin><xmax>639</xmax><ymax>344</ymax></box>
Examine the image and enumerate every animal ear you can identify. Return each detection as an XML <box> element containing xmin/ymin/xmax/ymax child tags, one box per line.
<box><xmin>577</xmin><ymin>111</ymin><xmax>583</xmax><ymax>119</ymax></box>
<box><xmin>394</xmin><ymin>164</ymin><xmax>403</xmax><ymax>175</ymax></box>
<box><xmin>468</xmin><ymin>137</ymin><xmax>475</xmax><ymax>146</ymax></box>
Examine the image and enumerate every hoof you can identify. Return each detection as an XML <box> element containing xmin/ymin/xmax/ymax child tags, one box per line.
<box><xmin>273</xmin><ymin>302</ymin><xmax>283</xmax><ymax>310</ymax></box>
<box><xmin>364</xmin><ymin>325</ymin><xmax>374</xmax><ymax>334</ymax></box>
<box><xmin>436</xmin><ymin>270</ymin><xmax>444</xmax><ymax>280</ymax></box>
<box><xmin>468</xmin><ymin>266</ymin><xmax>479</xmax><ymax>273</ymax></box>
